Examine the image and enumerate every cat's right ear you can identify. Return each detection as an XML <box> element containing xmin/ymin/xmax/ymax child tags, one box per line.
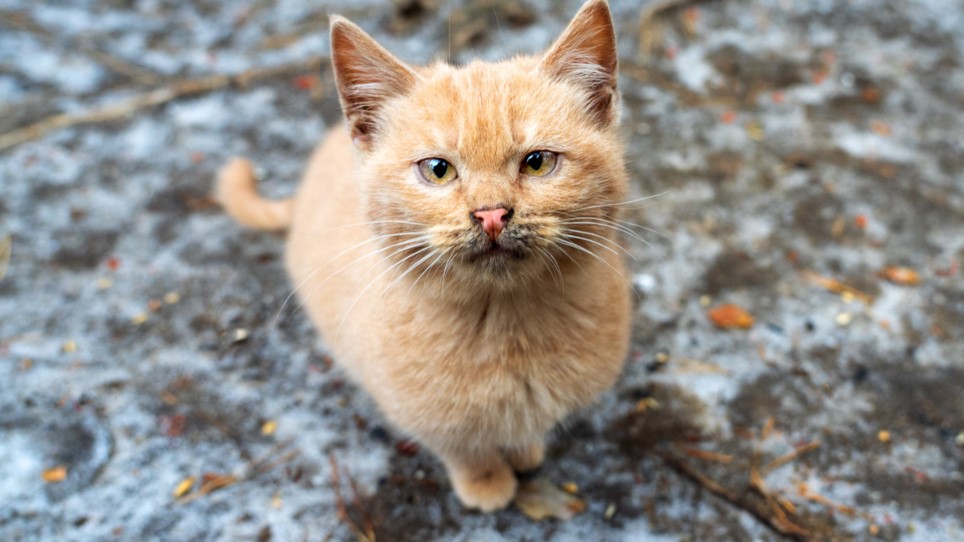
<box><xmin>539</xmin><ymin>0</ymin><xmax>619</xmax><ymax>127</ymax></box>
<box><xmin>330</xmin><ymin>16</ymin><xmax>418</xmax><ymax>148</ymax></box>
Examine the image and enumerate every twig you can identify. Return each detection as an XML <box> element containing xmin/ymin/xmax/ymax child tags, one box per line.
<box><xmin>673</xmin><ymin>444</ymin><xmax>734</xmax><ymax>464</ymax></box>
<box><xmin>659</xmin><ymin>451</ymin><xmax>738</xmax><ymax>501</ymax></box>
<box><xmin>0</xmin><ymin>56</ymin><xmax>327</xmax><ymax>152</ymax></box>
<box><xmin>177</xmin><ymin>440</ymin><xmax>298</xmax><ymax>504</ymax></box>
<box><xmin>658</xmin><ymin>451</ymin><xmax>812</xmax><ymax>541</ymax></box>
<box><xmin>0</xmin><ymin>8</ymin><xmax>162</xmax><ymax>85</ymax></box>
<box><xmin>347</xmin><ymin>469</ymin><xmax>376</xmax><ymax>541</ymax></box>
<box><xmin>802</xmin><ymin>270</ymin><xmax>875</xmax><ymax>305</ymax></box>
<box><xmin>761</xmin><ymin>441</ymin><xmax>821</xmax><ymax>477</ymax></box>
<box><xmin>798</xmin><ymin>483</ymin><xmax>857</xmax><ymax>517</ymax></box>
<box><xmin>0</xmin><ymin>235</ymin><xmax>11</xmax><ymax>282</ymax></box>
<box><xmin>328</xmin><ymin>454</ymin><xmax>374</xmax><ymax>542</ymax></box>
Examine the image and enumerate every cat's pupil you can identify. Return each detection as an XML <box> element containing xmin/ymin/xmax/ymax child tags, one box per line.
<box><xmin>431</xmin><ymin>159</ymin><xmax>448</xmax><ymax>178</ymax></box>
<box><xmin>526</xmin><ymin>152</ymin><xmax>543</xmax><ymax>171</ymax></box>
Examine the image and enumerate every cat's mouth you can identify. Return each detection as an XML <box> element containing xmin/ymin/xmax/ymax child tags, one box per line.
<box><xmin>468</xmin><ymin>240</ymin><xmax>527</xmax><ymax>262</ymax></box>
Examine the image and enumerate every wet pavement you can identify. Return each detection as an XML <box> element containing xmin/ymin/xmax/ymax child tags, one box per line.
<box><xmin>1</xmin><ymin>0</ymin><xmax>962</xmax><ymax>540</ymax></box>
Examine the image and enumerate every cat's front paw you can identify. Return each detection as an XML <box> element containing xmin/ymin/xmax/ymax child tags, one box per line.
<box><xmin>449</xmin><ymin>461</ymin><xmax>518</xmax><ymax>512</ymax></box>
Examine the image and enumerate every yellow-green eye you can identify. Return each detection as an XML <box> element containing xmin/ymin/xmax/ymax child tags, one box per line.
<box><xmin>522</xmin><ymin>150</ymin><xmax>558</xmax><ymax>177</ymax></box>
<box><xmin>417</xmin><ymin>158</ymin><xmax>457</xmax><ymax>184</ymax></box>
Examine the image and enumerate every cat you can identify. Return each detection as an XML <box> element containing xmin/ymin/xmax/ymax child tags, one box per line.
<box><xmin>216</xmin><ymin>0</ymin><xmax>631</xmax><ymax>511</ymax></box>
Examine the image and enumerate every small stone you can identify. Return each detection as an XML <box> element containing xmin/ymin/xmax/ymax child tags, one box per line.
<box><xmin>655</xmin><ymin>351</ymin><xmax>670</xmax><ymax>364</ymax></box>
<box><xmin>604</xmin><ymin>503</ymin><xmax>617</xmax><ymax>520</ymax></box>
<box><xmin>699</xmin><ymin>295</ymin><xmax>712</xmax><ymax>307</ymax></box>
<box><xmin>164</xmin><ymin>292</ymin><xmax>181</xmax><ymax>304</ymax></box>
<box><xmin>835</xmin><ymin>312</ymin><xmax>853</xmax><ymax>326</ymax></box>
<box><xmin>261</xmin><ymin>420</ymin><xmax>278</xmax><ymax>436</ymax></box>
<box><xmin>955</xmin><ymin>432</ymin><xmax>964</xmax><ymax>446</ymax></box>
<box><xmin>233</xmin><ymin>328</ymin><xmax>249</xmax><ymax>342</ymax></box>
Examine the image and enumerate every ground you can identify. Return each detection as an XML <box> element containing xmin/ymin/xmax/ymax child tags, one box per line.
<box><xmin>1</xmin><ymin>0</ymin><xmax>962</xmax><ymax>541</ymax></box>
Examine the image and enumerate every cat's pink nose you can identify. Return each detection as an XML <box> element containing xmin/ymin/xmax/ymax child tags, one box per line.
<box><xmin>472</xmin><ymin>208</ymin><xmax>511</xmax><ymax>241</ymax></box>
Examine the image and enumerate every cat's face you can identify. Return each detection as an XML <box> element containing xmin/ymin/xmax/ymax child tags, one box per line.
<box><xmin>331</xmin><ymin>0</ymin><xmax>626</xmax><ymax>290</ymax></box>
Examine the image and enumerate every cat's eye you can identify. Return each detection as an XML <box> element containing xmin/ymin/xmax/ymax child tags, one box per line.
<box><xmin>417</xmin><ymin>158</ymin><xmax>458</xmax><ymax>185</ymax></box>
<box><xmin>521</xmin><ymin>151</ymin><xmax>558</xmax><ymax>177</ymax></box>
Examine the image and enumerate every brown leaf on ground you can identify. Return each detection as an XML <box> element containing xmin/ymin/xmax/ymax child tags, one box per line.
<box><xmin>42</xmin><ymin>465</ymin><xmax>68</xmax><ymax>483</ymax></box>
<box><xmin>173</xmin><ymin>476</ymin><xmax>195</xmax><ymax>498</ymax></box>
<box><xmin>707</xmin><ymin>304</ymin><xmax>755</xmax><ymax>329</ymax></box>
<box><xmin>515</xmin><ymin>478</ymin><xmax>586</xmax><ymax>521</ymax></box>
<box><xmin>879</xmin><ymin>266</ymin><xmax>921</xmax><ymax>286</ymax></box>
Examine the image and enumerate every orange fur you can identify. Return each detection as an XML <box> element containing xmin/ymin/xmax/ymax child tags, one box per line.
<box><xmin>217</xmin><ymin>0</ymin><xmax>631</xmax><ymax>511</ymax></box>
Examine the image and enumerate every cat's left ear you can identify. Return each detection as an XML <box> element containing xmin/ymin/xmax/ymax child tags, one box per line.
<box><xmin>330</xmin><ymin>15</ymin><xmax>418</xmax><ymax>148</ymax></box>
<box><xmin>539</xmin><ymin>0</ymin><xmax>619</xmax><ymax>127</ymax></box>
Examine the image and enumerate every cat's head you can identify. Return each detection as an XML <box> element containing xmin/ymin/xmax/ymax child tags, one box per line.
<box><xmin>331</xmin><ymin>0</ymin><xmax>627</xmax><ymax>292</ymax></box>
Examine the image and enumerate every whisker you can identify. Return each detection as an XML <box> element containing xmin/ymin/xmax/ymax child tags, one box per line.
<box><xmin>554</xmin><ymin>238</ymin><xmax>641</xmax><ymax>302</ymax></box>
<box><xmin>379</xmin><ymin>246</ymin><xmax>439</xmax><ymax>299</ymax></box>
<box><xmin>283</xmin><ymin>237</ymin><xmax>428</xmax><ymax>325</ymax></box>
<box><xmin>569</xmin><ymin>192</ymin><xmax>669</xmax><ymax>213</ymax></box>
<box><xmin>336</xmin><ymin>245</ymin><xmax>436</xmax><ymax>336</ymax></box>
<box><xmin>534</xmin><ymin>246</ymin><xmax>564</xmax><ymax>293</ymax></box>
<box><xmin>554</xmin><ymin>238</ymin><xmax>626</xmax><ymax>278</ymax></box>
<box><xmin>285</xmin><ymin>220</ymin><xmax>428</xmax><ymax>247</ymax></box>
<box><xmin>274</xmin><ymin>232</ymin><xmax>428</xmax><ymax>323</ymax></box>
<box><xmin>406</xmin><ymin>250</ymin><xmax>446</xmax><ymax>297</ymax></box>
<box><xmin>560</xmin><ymin>230</ymin><xmax>636</xmax><ymax>260</ymax></box>
<box><xmin>560</xmin><ymin>218</ymin><xmax>650</xmax><ymax>246</ymax></box>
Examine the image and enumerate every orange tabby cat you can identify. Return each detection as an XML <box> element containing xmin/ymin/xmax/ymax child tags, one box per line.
<box><xmin>217</xmin><ymin>0</ymin><xmax>630</xmax><ymax>511</ymax></box>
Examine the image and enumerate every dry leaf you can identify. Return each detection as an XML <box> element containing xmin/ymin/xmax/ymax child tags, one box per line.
<box><xmin>745</xmin><ymin>121</ymin><xmax>764</xmax><ymax>141</ymax></box>
<box><xmin>515</xmin><ymin>478</ymin><xmax>586</xmax><ymax>521</ymax></box>
<box><xmin>200</xmin><ymin>473</ymin><xmax>238</xmax><ymax>493</ymax></box>
<box><xmin>173</xmin><ymin>476</ymin><xmax>196</xmax><ymax>498</ymax></box>
<box><xmin>42</xmin><ymin>466</ymin><xmax>68</xmax><ymax>483</ymax></box>
<box><xmin>0</xmin><ymin>235</ymin><xmax>11</xmax><ymax>281</ymax></box>
<box><xmin>803</xmin><ymin>271</ymin><xmax>875</xmax><ymax>304</ymax></box>
<box><xmin>634</xmin><ymin>397</ymin><xmax>661</xmax><ymax>413</ymax></box>
<box><xmin>879</xmin><ymin>266</ymin><xmax>920</xmax><ymax>286</ymax></box>
<box><xmin>707</xmin><ymin>304</ymin><xmax>754</xmax><ymax>329</ymax></box>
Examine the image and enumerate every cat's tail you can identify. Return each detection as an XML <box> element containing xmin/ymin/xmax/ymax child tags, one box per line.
<box><xmin>216</xmin><ymin>157</ymin><xmax>293</xmax><ymax>232</ymax></box>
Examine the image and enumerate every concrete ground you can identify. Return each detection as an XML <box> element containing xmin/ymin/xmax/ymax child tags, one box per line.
<box><xmin>1</xmin><ymin>0</ymin><xmax>962</xmax><ymax>540</ymax></box>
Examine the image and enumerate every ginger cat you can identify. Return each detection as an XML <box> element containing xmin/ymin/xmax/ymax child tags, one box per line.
<box><xmin>217</xmin><ymin>0</ymin><xmax>630</xmax><ymax>511</ymax></box>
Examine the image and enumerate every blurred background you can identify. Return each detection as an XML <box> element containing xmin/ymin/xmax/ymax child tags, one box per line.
<box><xmin>0</xmin><ymin>1</ymin><xmax>962</xmax><ymax>540</ymax></box>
